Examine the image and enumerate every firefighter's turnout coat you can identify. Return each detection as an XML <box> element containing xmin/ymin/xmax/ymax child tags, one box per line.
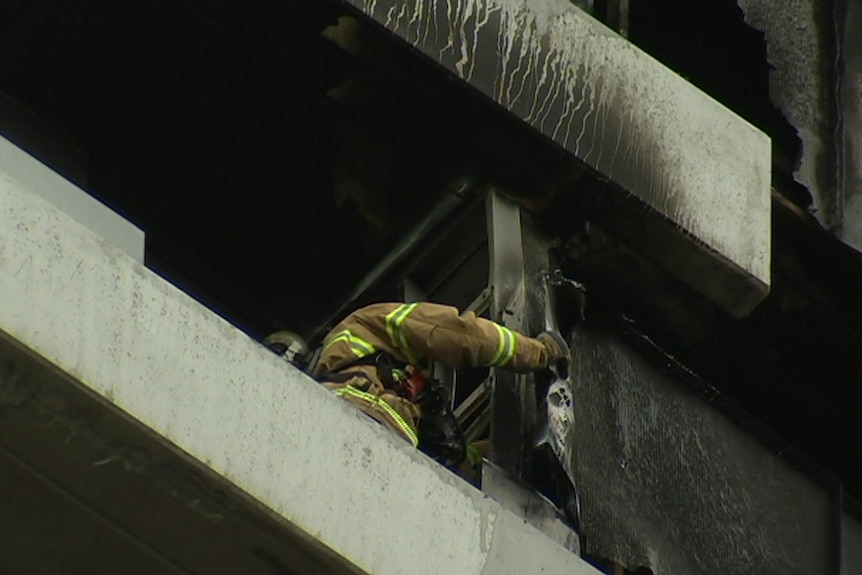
<box><xmin>313</xmin><ymin>302</ymin><xmax>551</xmax><ymax>445</ymax></box>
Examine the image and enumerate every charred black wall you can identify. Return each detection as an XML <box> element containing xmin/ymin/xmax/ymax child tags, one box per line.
<box><xmin>569</xmin><ymin>322</ymin><xmax>854</xmax><ymax>575</ymax></box>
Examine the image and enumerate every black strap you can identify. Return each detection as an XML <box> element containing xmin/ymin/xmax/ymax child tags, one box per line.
<box><xmin>326</xmin><ymin>353</ymin><xmax>381</xmax><ymax>374</ymax></box>
<box><xmin>321</xmin><ymin>352</ymin><xmax>408</xmax><ymax>391</ymax></box>
<box><xmin>322</xmin><ymin>370</ymin><xmax>373</xmax><ymax>391</ymax></box>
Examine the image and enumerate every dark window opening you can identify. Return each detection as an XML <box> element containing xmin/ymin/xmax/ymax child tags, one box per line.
<box><xmin>627</xmin><ymin>0</ymin><xmax>809</xmax><ymax>207</ymax></box>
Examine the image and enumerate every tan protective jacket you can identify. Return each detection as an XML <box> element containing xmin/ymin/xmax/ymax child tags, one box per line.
<box><xmin>313</xmin><ymin>302</ymin><xmax>550</xmax><ymax>445</ymax></box>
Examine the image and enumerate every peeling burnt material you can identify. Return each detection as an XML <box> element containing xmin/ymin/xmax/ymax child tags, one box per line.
<box><xmin>838</xmin><ymin>0</ymin><xmax>862</xmax><ymax>250</ymax></box>
<box><xmin>627</xmin><ymin>0</ymin><xmax>806</xmax><ymax>201</ymax></box>
<box><xmin>732</xmin><ymin>0</ymin><xmax>840</xmax><ymax>223</ymax></box>
<box><xmin>346</xmin><ymin>0</ymin><xmax>771</xmax><ymax>318</ymax></box>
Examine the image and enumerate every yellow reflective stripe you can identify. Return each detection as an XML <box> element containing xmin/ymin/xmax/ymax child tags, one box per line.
<box><xmin>385</xmin><ymin>303</ymin><xmax>419</xmax><ymax>363</ymax></box>
<box><xmin>349</xmin><ymin>334</ymin><xmax>375</xmax><ymax>357</ymax></box>
<box><xmin>466</xmin><ymin>443</ymin><xmax>483</xmax><ymax>468</ymax></box>
<box><xmin>490</xmin><ymin>324</ymin><xmax>516</xmax><ymax>366</ymax></box>
<box><xmin>490</xmin><ymin>324</ymin><xmax>506</xmax><ymax>365</ymax></box>
<box><xmin>323</xmin><ymin>330</ymin><xmax>376</xmax><ymax>358</ymax></box>
<box><xmin>323</xmin><ymin>331</ymin><xmax>350</xmax><ymax>352</ymax></box>
<box><xmin>333</xmin><ymin>386</ymin><xmax>419</xmax><ymax>446</ymax></box>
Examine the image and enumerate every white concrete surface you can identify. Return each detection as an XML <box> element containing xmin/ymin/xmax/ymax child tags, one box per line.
<box><xmin>0</xmin><ymin>174</ymin><xmax>599</xmax><ymax>575</ymax></box>
<box><xmin>351</xmin><ymin>0</ymin><xmax>772</xmax><ymax>301</ymax></box>
<box><xmin>0</xmin><ymin>135</ymin><xmax>144</xmax><ymax>262</ymax></box>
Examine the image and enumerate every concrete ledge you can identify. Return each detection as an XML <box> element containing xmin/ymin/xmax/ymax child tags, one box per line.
<box><xmin>347</xmin><ymin>0</ymin><xmax>771</xmax><ymax>316</ymax></box>
<box><xmin>0</xmin><ymin>135</ymin><xmax>144</xmax><ymax>262</ymax></box>
<box><xmin>0</xmin><ymin>174</ymin><xmax>598</xmax><ymax>575</ymax></box>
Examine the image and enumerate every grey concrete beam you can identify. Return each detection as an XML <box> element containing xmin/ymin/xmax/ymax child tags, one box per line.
<box><xmin>346</xmin><ymin>0</ymin><xmax>772</xmax><ymax>316</ymax></box>
<box><xmin>0</xmin><ymin>174</ymin><xmax>599</xmax><ymax>575</ymax></box>
<box><xmin>0</xmin><ymin>331</ymin><xmax>359</xmax><ymax>575</ymax></box>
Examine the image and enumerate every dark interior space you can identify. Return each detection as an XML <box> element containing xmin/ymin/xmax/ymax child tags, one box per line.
<box><xmin>0</xmin><ymin>0</ymin><xmax>580</xmax><ymax>339</ymax></box>
<box><xmin>1</xmin><ymin>0</ymin><xmax>861</xmax><ymax>506</ymax></box>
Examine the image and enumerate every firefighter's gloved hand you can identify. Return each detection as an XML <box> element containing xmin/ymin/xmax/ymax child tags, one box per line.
<box><xmin>536</xmin><ymin>331</ymin><xmax>571</xmax><ymax>378</ymax></box>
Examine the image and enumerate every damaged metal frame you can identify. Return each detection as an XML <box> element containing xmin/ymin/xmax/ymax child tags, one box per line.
<box><xmin>306</xmin><ymin>182</ymin><xmax>550</xmax><ymax>482</ymax></box>
<box><xmin>486</xmin><ymin>191</ymin><xmax>535</xmax><ymax>478</ymax></box>
<box><xmin>455</xmin><ymin>192</ymin><xmax>561</xmax><ymax>481</ymax></box>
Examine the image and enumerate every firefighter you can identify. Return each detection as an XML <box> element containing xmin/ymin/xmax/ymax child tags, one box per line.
<box><xmin>306</xmin><ymin>302</ymin><xmax>570</xmax><ymax>467</ymax></box>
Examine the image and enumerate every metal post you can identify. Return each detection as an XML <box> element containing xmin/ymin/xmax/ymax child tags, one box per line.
<box><xmin>306</xmin><ymin>182</ymin><xmax>477</xmax><ymax>344</ymax></box>
<box><xmin>606</xmin><ymin>0</ymin><xmax>630</xmax><ymax>37</ymax></box>
<box><xmin>487</xmin><ymin>191</ymin><xmax>534</xmax><ymax>478</ymax></box>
